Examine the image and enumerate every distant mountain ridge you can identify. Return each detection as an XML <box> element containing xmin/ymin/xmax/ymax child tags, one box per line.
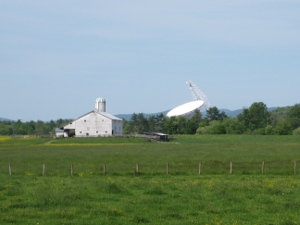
<box><xmin>115</xmin><ymin>107</ymin><xmax>278</xmax><ymax>120</ymax></box>
<box><xmin>219</xmin><ymin>107</ymin><xmax>278</xmax><ymax>118</ymax></box>
<box><xmin>115</xmin><ymin>110</ymin><xmax>169</xmax><ymax>121</ymax></box>
<box><xmin>0</xmin><ymin>117</ymin><xmax>11</xmax><ymax>122</ymax></box>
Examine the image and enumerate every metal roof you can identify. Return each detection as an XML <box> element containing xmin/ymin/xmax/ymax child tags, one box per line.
<box><xmin>97</xmin><ymin>111</ymin><xmax>123</xmax><ymax>121</ymax></box>
<box><xmin>62</xmin><ymin>111</ymin><xmax>122</xmax><ymax>129</ymax></box>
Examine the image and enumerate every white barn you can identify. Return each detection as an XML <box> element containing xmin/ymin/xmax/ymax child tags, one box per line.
<box><xmin>62</xmin><ymin>98</ymin><xmax>123</xmax><ymax>137</ymax></box>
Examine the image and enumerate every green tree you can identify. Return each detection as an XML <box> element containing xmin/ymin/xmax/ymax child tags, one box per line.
<box><xmin>222</xmin><ymin>118</ymin><xmax>244</xmax><ymax>134</ymax></box>
<box><xmin>293</xmin><ymin>127</ymin><xmax>300</xmax><ymax>135</ymax></box>
<box><xmin>137</xmin><ymin>113</ymin><xmax>149</xmax><ymax>133</ymax></box>
<box><xmin>191</xmin><ymin>109</ymin><xmax>202</xmax><ymax>124</ymax></box>
<box><xmin>210</xmin><ymin>121</ymin><xmax>226</xmax><ymax>134</ymax></box>
<box><xmin>273</xmin><ymin>121</ymin><xmax>292</xmax><ymax>135</ymax></box>
<box><xmin>175</xmin><ymin>116</ymin><xmax>187</xmax><ymax>134</ymax></box>
<box><xmin>206</xmin><ymin>107</ymin><xmax>227</xmax><ymax>122</ymax></box>
<box><xmin>35</xmin><ymin>120</ymin><xmax>45</xmax><ymax>135</ymax></box>
<box><xmin>265</xmin><ymin>125</ymin><xmax>273</xmax><ymax>135</ymax></box>
<box><xmin>187</xmin><ymin>109</ymin><xmax>202</xmax><ymax>134</ymax></box>
<box><xmin>122</xmin><ymin>119</ymin><xmax>131</xmax><ymax>134</ymax></box>
<box><xmin>164</xmin><ymin>116</ymin><xmax>177</xmax><ymax>134</ymax></box>
<box><xmin>147</xmin><ymin>115</ymin><xmax>156</xmax><ymax>132</ymax></box>
<box><xmin>196</xmin><ymin>120</ymin><xmax>226</xmax><ymax>134</ymax></box>
<box><xmin>287</xmin><ymin>104</ymin><xmax>300</xmax><ymax>130</ymax></box>
<box><xmin>154</xmin><ymin>113</ymin><xmax>166</xmax><ymax>132</ymax></box>
<box><xmin>123</xmin><ymin>113</ymin><xmax>149</xmax><ymax>134</ymax></box>
<box><xmin>237</xmin><ymin>102</ymin><xmax>271</xmax><ymax>133</ymax></box>
<box><xmin>249</xmin><ymin>102</ymin><xmax>271</xmax><ymax>129</ymax></box>
<box><xmin>130</xmin><ymin>113</ymin><xmax>139</xmax><ymax>133</ymax></box>
<box><xmin>0</xmin><ymin>123</ymin><xmax>11</xmax><ymax>135</ymax></box>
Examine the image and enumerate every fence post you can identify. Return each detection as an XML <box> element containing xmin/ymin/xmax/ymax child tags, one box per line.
<box><xmin>166</xmin><ymin>163</ymin><xmax>169</xmax><ymax>175</ymax></box>
<box><xmin>9</xmin><ymin>163</ymin><xmax>12</xmax><ymax>175</ymax></box>
<box><xmin>230</xmin><ymin>161</ymin><xmax>233</xmax><ymax>175</ymax></box>
<box><xmin>262</xmin><ymin>161</ymin><xmax>265</xmax><ymax>175</ymax></box>
<box><xmin>198</xmin><ymin>162</ymin><xmax>201</xmax><ymax>176</ymax></box>
<box><xmin>294</xmin><ymin>161</ymin><xmax>297</xmax><ymax>175</ymax></box>
<box><xmin>103</xmin><ymin>163</ymin><xmax>106</xmax><ymax>176</ymax></box>
<box><xmin>42</xmin><ymin>164</ymin><xmax>45</xmax><ymax>176</ymax></box>
<box><xmin>71</xmin><ymin>163</ymin><xmax>74</xmax><ymax>176</ymax></box>
<box><xmin>135</xmin><ymin>163</ymin><xmax>139</xmax><ymax>175</ymax></box>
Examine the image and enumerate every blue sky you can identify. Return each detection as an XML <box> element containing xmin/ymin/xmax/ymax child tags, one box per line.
<box><xmin>1</xmin><ymin>1</ymin><xmax>299</xmax><ymax>121</ymax></box>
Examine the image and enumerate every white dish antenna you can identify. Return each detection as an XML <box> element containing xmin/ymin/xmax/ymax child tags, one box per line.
<box><xmin>166</xmin><ymin>80</ymin><xmax>210</xmax><ymax>117</ymax></box>
<box><xmin>166</xmin><ymin>100</ymin><xmax>204</xmax><ymax>117</ymax></box>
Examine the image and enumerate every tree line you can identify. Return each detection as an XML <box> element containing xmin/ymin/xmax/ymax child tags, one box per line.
<box><xmin>123</xmin><ymin>102</ymin><xmax>300</xmax><ymax>135</ymax></box>
<box><xmin>0</xmin><ymin>102</ymin><xmax>299</xmax><ymax>136</ymax></box>
<box><xmin>0</xmin><ymin>119</ymin><xmax>72</xmax><ymax>136</ymax></box>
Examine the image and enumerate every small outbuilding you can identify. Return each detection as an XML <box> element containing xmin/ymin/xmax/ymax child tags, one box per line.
<box><xmin>55</xmin><ymin>128</ymin><xmax>64</xmax><ymax>137</ymax></box>
<box><xmin>143</xmin><ymin>132</ymin><xmax>169</xmax><ymax>141</ymax></box>
<box><xmin>61</xmin><ymin>98</ymin><xmax>123</xmax><ymax>137</ymax></box>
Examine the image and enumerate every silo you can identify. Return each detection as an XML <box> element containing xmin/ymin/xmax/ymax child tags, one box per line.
<box><xmin>95</xmin><ymin>98</ymin><xmax>106</xmax><ymax>112</ymax></box>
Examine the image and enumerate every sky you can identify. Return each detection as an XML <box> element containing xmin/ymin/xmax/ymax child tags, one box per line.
<box><xmin>1</xmin><ymin>1</ymin><xmax>300</xmax><ymax>121</ymax></box>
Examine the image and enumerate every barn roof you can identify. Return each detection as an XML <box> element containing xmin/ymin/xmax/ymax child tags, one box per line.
<box><xmin>73</xmin><ymin>110</ymin><xmax>122</xmax><ymax>122</ymax></box>
<box><xmin>62</xmin><ymin>111</ymin><xmax>122</xmax><ymax>129</ymax></box>
<box><xmin>97</xmin><ymin>111</ymin><xmax>122</xmax><ymax>121</ymax></box>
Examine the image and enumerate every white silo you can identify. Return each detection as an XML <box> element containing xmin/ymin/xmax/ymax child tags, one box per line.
<box><xmin>95</xmin><ymin>98</ymin><xmax>106</xmax><ymax>112</ymax></box>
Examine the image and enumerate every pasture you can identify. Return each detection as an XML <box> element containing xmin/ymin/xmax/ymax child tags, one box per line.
<box><xmin>1</xmin><ymin>135</ymin><xmax>300</xmax><ymax>224</ymax></box>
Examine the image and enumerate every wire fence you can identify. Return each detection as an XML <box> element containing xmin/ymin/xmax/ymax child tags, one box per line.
<box><xmin>1</xmin><ymin>161</ymin><xmax>299</xmax><ymax>177</ymax></box>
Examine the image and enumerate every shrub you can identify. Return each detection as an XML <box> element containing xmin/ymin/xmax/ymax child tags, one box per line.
<box><xmin>293</xmin><ymin>127</ymin><xmax>300</xmax><ymax>135</ymax></box>
<box><xmin>265</xmin><ymin>125</ymin><xmax>273</xmax><ymax>135</ymax></box>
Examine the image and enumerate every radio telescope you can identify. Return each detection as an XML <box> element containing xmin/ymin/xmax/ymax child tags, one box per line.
<box><xmin>186</xmin><ymin>80</ymin><xmax>210</xmax><ymax>110</ymax></box>
<box><xmin>166</xmin><ymin>80</ymin><xmax>210</xmax><ymax>117</ymax></box>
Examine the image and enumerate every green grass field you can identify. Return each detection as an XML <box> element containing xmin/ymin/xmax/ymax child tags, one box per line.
<box><xmin>1</xmin><ymin>135</ymin><xmax>300</xmax><ymax>224</ymax></box>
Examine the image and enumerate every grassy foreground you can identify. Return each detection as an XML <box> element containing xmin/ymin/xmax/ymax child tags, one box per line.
<box><xmin>1</xmin><ymin>175</ymin><xmax>300</xmax><ymax>225</ymax></box>
<box><xmin>1</xmin><ymin>135</ymin><xmax>300</xmax><ymax>224</ymax></box>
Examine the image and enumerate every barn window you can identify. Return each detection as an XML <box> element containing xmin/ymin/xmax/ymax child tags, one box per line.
<box><xmin>84</xmin><ymin>120</ymin><xmax>86</xmax><ymax>122</ymax></box>
<box><xmin>80</xmin><ymin>131</ymin><xmax>82</xmax><ymax>133</ymax></box>
<box><xmin>96</xmin><ymin>131</ymin><xmax>98</xmax><ymax>133</ymax></box>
